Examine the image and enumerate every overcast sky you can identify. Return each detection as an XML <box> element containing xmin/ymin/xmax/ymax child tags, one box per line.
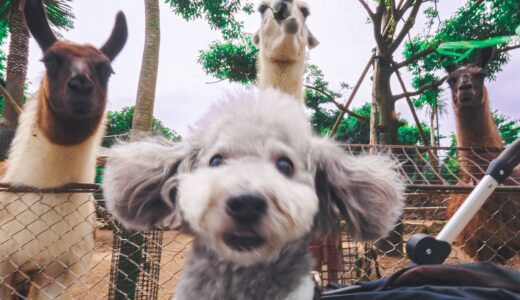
<box><xmin>21</xmin><ymin>0</ymin><xmax>520</xmax><ymax>145</ymax></box>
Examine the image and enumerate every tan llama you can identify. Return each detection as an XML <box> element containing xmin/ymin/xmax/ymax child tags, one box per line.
<box><xmin>254</xmin><ymin>0</ymin><xmax>319</xmax><ymax>102</ymax></box>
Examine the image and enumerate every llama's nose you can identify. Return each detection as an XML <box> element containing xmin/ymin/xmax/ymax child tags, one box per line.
<box><xmin>226</xmin><ymin>194</ymin><xmax>267</xmax><ymax>225</ymax></box>
<box><xmin>68</xmin><ymin>75</ymin><xmax>94</xmax><ymax>94</ymax></box>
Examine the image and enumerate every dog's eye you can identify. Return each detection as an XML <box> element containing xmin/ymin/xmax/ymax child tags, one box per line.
<box><xmin>209</xmin><ymin>154</ymin><xmax>224</xmax><ymax>167</ymax></box>
<box><xmin>276</xmin><ymin>157</ymin><xmax>294</xmax><ymax>177</ymax></box>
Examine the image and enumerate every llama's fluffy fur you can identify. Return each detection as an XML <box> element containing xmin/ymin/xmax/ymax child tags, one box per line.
<box><xmin>254</xmin><ymin>0</ymin><xmax>318</xmax><ymax>102</ymax></box>
<box><xmin>103</xmin><ymin>89</ymin><xmax>405</xmax><ymax>300</ymax></box>
<box><xmin>0</xmin><ymin>94</ymin><xmax>104</xmax><ymax>299</ymax></box>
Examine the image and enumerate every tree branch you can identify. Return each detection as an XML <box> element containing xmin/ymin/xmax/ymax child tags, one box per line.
<box><xmin>393</xmin><ymin>46</ymin><xmax>436</xmax><ymax>70</ymax></box>
<box><xmin>393</xmin><ymin>75</ymin><xmax>447</xmax><ymax>101</ymax></box>
<box><xmin>397</xmin><ymin>0</ymin><xmax>414</xmax><ymax>15</ymax></box>
<box><xmin>329</xmin><ymin>51</ymin><xmax>376</xmax><ymax>136</ymax></box>
<box><xmin>389</xmin><ymin>0</ymin><xmax>423</xmax><ymax>52</ymax></box>
<box><xmin>390</xmin><ymin>0</ymin><xmax>398</xmax><ymax>23</ymax></box>
<box><xmin>393</xmin><ymin>66</ymin><xmax>447</xmax><ymax>184</ymax></box>
<box><xmin>499</xmin><ymin>44</ymin><xmax>520</xmax><ymax>53</ymax></box>
<box><xmin>0</xmin><ymin>84</ymin><xmax>22</xmax><ymax>116</ymax></box>
<box><xmin>205</xmin><ymin>78</ymin><xmax>226</xmax><ymax>84</ymax></box>
<box><xmin>305</xmin><ymin>84</ymin><xmax>369</xmax><ymax>122</ymax></box>
<box><xmin>357</xmin><ymin>0</ymin><xmax>375</xmax><ymax>19</ymax></box>
<box><xmin>372</xmin><ymin>2</ymin><xmax>388</xmax><ymax>53</ymax></box>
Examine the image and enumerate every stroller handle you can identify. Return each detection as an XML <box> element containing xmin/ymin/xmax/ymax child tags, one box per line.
<box><xmin>407</xmin><ymin>137</ymin><xmax>520</xmax><ymax>265</ymax></box>
<box><xmin>486</xmin><ymin>137</ymin><xmax>520</xmax><ymax>183</ymax></box>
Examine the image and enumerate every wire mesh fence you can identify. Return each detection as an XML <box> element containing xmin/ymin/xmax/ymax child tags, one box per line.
<box><xmin>315</xmin><ymin>145</ymin><xmax>520</xmax><ymax>286</ymax></box>
<box><xmin>0</xmin><ymin>144</ymin><xmax>518</xmax><ymax>299</ymax></box>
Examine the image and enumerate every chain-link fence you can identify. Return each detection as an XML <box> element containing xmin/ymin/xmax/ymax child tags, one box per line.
<box><xmin>0</xmin><ymin>144</ymin><xmax>518</xmax><ymax>299</ymax></box>
<box><xmin>315</xmin><ymin>145</ymin><xmax>520</xmax><ymax>286</ymax></box>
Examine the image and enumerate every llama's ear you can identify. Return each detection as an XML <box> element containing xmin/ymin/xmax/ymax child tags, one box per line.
<box><xmin>307</xmin><ymin>29</ymin><xmax>319</xmax><ymax>49</ymax></box>
<box><xmin>477</xmin><ymin>47</ymin><xmax>494</xmax><ymax>69</ymax></box>
<box><xmin>24</xmin><ymin>0</ymin><xmax>58</xmax><ymax>51</ymax></box>
<box><xmin>102</xmin><ymin>138</ymin><xmax>195</xmax><ymax>230</ymax></box>
<box><xmin>444</xmin><ymin>64</ymin><xmax>457</xmax><ymax>74</ymax></box>
<box><xmin>253</xmin><ymin>30</ymin><xmax>260</xmax><ymax>46</ymax></box>
<box><xmin>100</xmin><ymin>11</ymin><xmax>128</xmax><ymax>61</ymax></box>
<box><xmin>311</xmin><ymin>138</ymin><xmax>404</xmax><ymax>240</ymax></box>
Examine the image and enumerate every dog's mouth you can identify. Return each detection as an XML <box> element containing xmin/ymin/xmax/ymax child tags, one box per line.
<box><xmin>223</xmin><ymin>229</ymin><xmax>265</xmax><ymax>252</ymax></box>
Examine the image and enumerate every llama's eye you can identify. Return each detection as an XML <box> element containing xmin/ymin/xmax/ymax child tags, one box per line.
<box><xmin>300</xmin><ymin>7</ymin><xmax>310</xmax><ymax>18</ymax></box>
<box><xmin>96</xmin><ymin>63</ymin><xmax>114</xmax><ymax>84</ymax></box>
<box><xmin>276</xmin><ymin>157</ymin><xmax>294</xmax><ymax>177</ymax></box>
<box><xmin>447</xmin><ymin>77</ymin><xmax>457</xmax><ymax>87</ymax></box>
<box><xmin>474</xmin><ymin>73</ymin><xmax>486</xmax><ymax>80</ymax></box>
<box><xmin>209</xmin><ymin>154</ymin><xmax>224</xmax><ymax>167</ymax></box>
<box><xmin>41</xmin><ymin>53</ymin><xmax>61</xmax><ymax>77</ymax></box>
<box><xmin>258</xmin><ymin>4</ymin><xmax>269</xmax><ymax>14</ymax></box>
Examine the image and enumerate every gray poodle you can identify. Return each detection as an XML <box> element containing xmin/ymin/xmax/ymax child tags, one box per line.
<box><xmin>102</xmin><ymin>88</ymin><xmax>404</xmax><ymax>300</ymax></box>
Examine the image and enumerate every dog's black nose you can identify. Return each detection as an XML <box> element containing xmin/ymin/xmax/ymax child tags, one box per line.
<box><xmin>226</xmin><ymin>194</ymin><xmax>267</xmax><ymax>225</ymax></box>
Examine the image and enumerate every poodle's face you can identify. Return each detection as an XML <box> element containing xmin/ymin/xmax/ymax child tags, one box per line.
<box><xmin>171</xmin><ymin>96</ymin><xmax>319</xmax><ymax>265</ymax></box>
<box><xmin>103</xmin><ymin>89</ymin><xmax>404</xmax><ymax>266</ymax></box>
<box><xmin>254</xmin><ymin>0</ymin><xmax>319</xmax><ymax>60</ymax></box>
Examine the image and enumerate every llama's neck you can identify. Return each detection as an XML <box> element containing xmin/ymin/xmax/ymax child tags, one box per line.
<box><xmin>2</xmin><ymin>92</ymin><xmax>105</xmax><ymax>188</ymax></box>
<box><xmin>175</xmin><ymin>237</ymin><xmax>315</xmax><ymax>300</ymax></box>
<box><xmin>454</xmin><ymin>90</ymin><xmax>503</xmax><ymax>148</ymax></box>
<box><xmin>454</xmin><ymin>88</ymin><xmax>503</xmax><ymax>181</ymax></box>
<box><xmin>257</xmin><ymin>53</ymin><xmax>306</xmax><ymax>102</ymax></box>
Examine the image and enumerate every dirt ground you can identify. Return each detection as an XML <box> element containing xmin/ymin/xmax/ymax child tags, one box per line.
<box><xmin>70</xmin><ymin>230</ymin><xmax>192</xmax><ymax>300</ymax></box>
<box><xmin>68</xmin><ymin>230</ymin><xmax>519</xmax><ymax>299</ymax></box>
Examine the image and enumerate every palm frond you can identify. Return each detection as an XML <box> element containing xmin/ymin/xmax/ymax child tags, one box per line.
<box><xmin>43</xmin><ymin>0</ymin><xmax>74</xmax><ymax>30</ymax></box>
<box><xmin>0</xmin><ymin>0</ymin><xmax>74</xmax><ymax>30</ymax></box>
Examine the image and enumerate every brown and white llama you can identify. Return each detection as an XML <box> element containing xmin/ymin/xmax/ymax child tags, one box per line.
<box><xmin>0</xmin><ymin>1</ymin><xmax>127</xmax><ymax>298</ymax></box>
<box><xmin>254</xmin><ymin>0</ymin><xmax>319</xmax><ymax>102</ymax></box>
<box><xmin>445</xmin><ymin>47</ymin><xmax>520</xmax><ymax>264</ymax></box>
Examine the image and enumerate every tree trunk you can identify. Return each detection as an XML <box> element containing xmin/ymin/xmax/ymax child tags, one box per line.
<box><xmin>429</xmin><ymin>107</ymin><xmax>440</xmax><ymax>177</ymax></box>
<box><xmin>132</xmin><ymin>0</ymin><xmax>160</xmax><ymax>136</ymax></box>
<box><xmin>372</xmin><ymin>55</ymin><xmax>403</xmax><ymax>256</ymax></box>
<box><xmin>430</xmin><ymin>108</ymin><xmax>436</xmax><ymax>147</ymax></box>
<box><xmin>369</xmin><ymin>86</ymin><xmax>378</xmax><ymax>147</ymax></box>
<box><xmin>114</xmin><ymin>2</ymin><xmax>162</xmax><ymax>299</ymax></box>
<box><xmin>372</xmin><ymin>57</ymin><xmax>399</xmax><ymax>145</ymax></box>
<box><xmin>4</xmin><ymin>0</ymin><xmax>29</xmax><ymax>128</ymax></box>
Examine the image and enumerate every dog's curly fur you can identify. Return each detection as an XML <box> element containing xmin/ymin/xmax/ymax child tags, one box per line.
<box><xmin>102</xmin><ymin>89</ymin><xmax>405</xmax><ymax>300</ymax></box>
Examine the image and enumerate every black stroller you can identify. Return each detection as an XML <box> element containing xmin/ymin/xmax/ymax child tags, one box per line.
<box><xmin>320</xmin><ymin>139</ymin><xmax>520</xmax><ymax>300</ymax></box>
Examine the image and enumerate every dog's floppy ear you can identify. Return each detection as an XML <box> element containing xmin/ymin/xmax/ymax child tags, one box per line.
<box><xmin>102</xmin><ymin>138</ymin><xmax>196</xmax><ymax>230</ymax></box>
<box><xmin>311</xmin><ymin>138</ymin><xmax>404</xmax><ymax>240</ymax></box>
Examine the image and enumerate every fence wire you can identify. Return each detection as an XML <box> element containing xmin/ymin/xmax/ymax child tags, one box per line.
<box><xmin>0</xmin><ymin>145</ymin><xmax>518</xmax><ymax>299</ymax></box>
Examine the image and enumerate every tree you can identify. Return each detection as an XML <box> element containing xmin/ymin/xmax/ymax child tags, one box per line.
<box><xmin>350</xmin><ymin>0</ymin><xmax>520</xmax><ymax>146</ymax></box>
<box><xmin>131</xmin><ymin>0</ymin><xmax>160</xmax><ymax>135</ymax></box>
<box><xmin>354</xmin><ymin>0</ymin><xmax>439</xmax><ymax>145</ymax></box>
<box><xmin>493</xmin><ymin>111</ymin><xmax>520</xmax><ymax>145</ymax></box>
<box><xmin>0</xmin><ymin>18</ymin><xmax>8</xmax><ymax>115</ymax></box>
<box><xmin>0</xmin><ymin>0</ymin><xmax>74</xmax><ymax>128</ymax></box>
<box><xmin>105</xmin><ymin>106</ymin><xmax>181</xmax><ymax>145</ymax></box>
<box><xmin>165</xmin><ymin>0</ymin><xmax>254</xmax><ymax>40</ymax></box>
<box><xmin>198</xmin><ymin>35</ymin><xmax>257</xmax><ymax>84</ymax></box>
<box><xmin>97</xmin><ymin>106</ymin><xmax>180</xmax><ymax>182</ymax></box>
<box><xmin>404</xmin><ymin>0</ymin><xmax>520</xmax><ymax>144</ymax></box>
